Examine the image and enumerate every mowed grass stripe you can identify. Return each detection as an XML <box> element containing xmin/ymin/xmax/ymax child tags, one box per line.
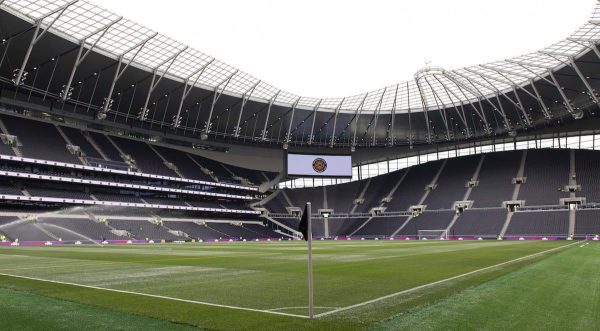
<box><xmin>0</xmin><ymin>287</ymin><xmax>196</xmax><ymax>331</ymax></box>
<box><xmin>316</xmin><ymin>240</ymin><xmax>580</xmax><ymax>317</ymax></box>
<box><xmin>0</xmin><ymin>241</ymin><xmax>577</xmax><ymax>330</ymax></box>
<box><xmin>372</xmin><ymin>241</ymin><xmax>600</xmax><ymax>330</ymax></box>
<box><xmin>0</xmin><ymin>271</ymin><xmax>310</xmax><ymax>319</ymax></box>
<box><xmin>0</xmin><ymin>241</ymin><xmax>570</xmax><ymax>312</ymax></box>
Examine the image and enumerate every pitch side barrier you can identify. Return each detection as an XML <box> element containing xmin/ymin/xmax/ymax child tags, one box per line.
<box><xmin>0</xmin><ymin>237</ymin><xmax>300</xmax><ymax>247</ymax></box>
<box><xmin>1</xmin><ymin>235</ymin><xmax>592</xmax><ymax>247</ymax></box>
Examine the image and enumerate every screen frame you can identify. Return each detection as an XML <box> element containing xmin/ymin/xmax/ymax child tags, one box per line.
<box><xmin>284</xmin><ymin>151</ymin><xmax>353</xmax><ymax>179</ymax></box>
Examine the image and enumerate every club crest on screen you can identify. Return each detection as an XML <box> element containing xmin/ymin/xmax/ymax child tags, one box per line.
<box><xmin>312</xmin><ymin>158</ymin><xmax>327</xmax><ymax>173</ymax></box>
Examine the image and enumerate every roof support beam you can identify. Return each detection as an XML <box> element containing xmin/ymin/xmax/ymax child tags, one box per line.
<box><xmin>329</xmin><ymin>99</ymin><xmax>345</xmax><ymax>148</ymax></box>
<box><xmin>528</xmin><ymin>79</ymin><xmax>553</xmax><ymax>119</ymax></box>
<box><xmin>441</xmin><ymin>72</ymin><xmax>494</xmax><ymax>133</ymax></box>
<box><xmin>140</xmin><ymin>47</ymin><xmax>187</xmax><ymax>120</ymax></box>
<box><xmin>432</xmin><ymin>75</ymin><xmax>470</xmax><ymax>137</ymax></box>
<box><xmin>13</xmin><ymin>0</ymin><xmax>78</xmax><ymax>86</ymax></box>
<box><xmin>508</xmin><ymin>60</ymin><xmax>580</xmax><ymax>118</ymax></box>
<box><xmin>100</xmin><ymin>32</ymin><xmax>158</xmax><ymax>116</ymax></box>
<box><xmin>414</xmin><ymin>77</ymin><xmax>433</xmax><ymax>143</ymax></box>
<box><xmin>506</xmin><ymin>60</ymin><xmax>556</xmax><ymax>86</ymax></box>
<box><xmin>61</xmin><ymin>17</ymin><xmax>122</xmax><ymax>102</ymax></box>
<box><xmin>369</xmin><ymin>89</ymin><xmax>387</xmax><ymax>146</ymax></box>
<box><xmin>548</xmin><ymin>70</ymin><xmax>578</xmax><ymax>117</ymax></box>
<box><xmin>587</xmin><ymin>42</ymin><xmax>600</xmax><ymax>60</ymax></box>
<box><xmin>204</xmin><ymin>70</ymin><xmax>238</xmax><ymax>134</ymax></box>
<box><xmin>478</xmin><ymin>65</ymin><xmax>551</xmax><ymax>119</ymax></box>
<box><xmin>422</xmin><ymin>76</ymin><xmax>451</xmax><ymax>140</ymax></box>
<box><xmin>260</xmin><ymin>91</ymin><xmax>281</xmax><ymax>141</ymax></box>
<box><xmin>386</xmin><ymin>84</ymin><xmax>399</xmax><ymax>146</ymax></box>
<box><xmin>452</xmin><ymin>70</ymin><xmax>527</xmax><ymax>127</ymax></box>
<box><xmin>568</xmin><ymin>57</ymin><xmax>600</xmax><ymax>104</ymax></box>
<box><xmin>406</xmin><ymin>81</ymin><xmax>414</xmax><ymax>147</ymax></box>
<box><xmin>541</xmin><ymin>52</ymin><xmax>600</xmax><ymax>104</ymax></box>
<box><xmin>349</xmin><ymin>94</ymin><xmax>368</xmax><ymax>147</ymax></box>
<box><xmin>285</xmin><ymin>98</ymin><xmax>301</xmax><ymax>144</ymax></box>
<box><xmin>460</xmin><ymin>69</ymin><xmax>531</xmax><ymax>126</ymax></box>
<box><xmin>173</xmin><ymin>59</ymin><xmax>215</xmax><ymax>127</ymax></box>
<box><xmin>307</xmin><ymin>99</ymin><xmax>322</xmax><ymax>145</ymax></box>
<box><xmin>234</xmin><ymin>81</ymin><xmax>260</xmax><ymax>137</ymax></box>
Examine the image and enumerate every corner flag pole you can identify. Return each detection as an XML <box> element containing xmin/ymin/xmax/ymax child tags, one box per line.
<box><xmin>306</xmin><ymin>202</ymin><xmax>314</xmax><ymax>318</ymax></box>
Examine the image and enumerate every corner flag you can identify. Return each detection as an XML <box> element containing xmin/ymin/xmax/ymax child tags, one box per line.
<box><xmin>297</xmin><ymin>202</ymin><xmax>314</xmax><ymax>318</ymax></box>
<box><xmin>298</xmin><ymin>204</ymin><xmax>310</xmax><ymax>241</ymax></box>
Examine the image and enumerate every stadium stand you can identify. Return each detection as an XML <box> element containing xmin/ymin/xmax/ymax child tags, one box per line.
<box><xmin>26</xmin><ymin>186</ymin><xmax>90</xmax><ymax>200</ymax></box>
<box><xmin>575</xmin><ymin>209</ymin><xmax>600</xmax><ymax>236</ymax></box>
<box><xmin>354</xmin><ymin>173</ymin><xmax>401</xmax><ymax>213</ymax></box>
<box><xmin>325</xmin><ymin>181</ymin><xmax>363</xmax><ymax>214</ymax></box>
<box><xmin>39</xmin><ymin>218</ymin><xmax>123</xmax><ymax>240</ymax></box>
<box><xmin>0</xmin><ymin>115</ymin><xmax>81</xmax><ymax>164</ymax></box>
<box><xmin>0</xmin><ymin>179</ymin><xmax>22</xmax><ymax>195</ymax></box>
<box><xmin>111</xmin><ymin>137</ymin><xmax>179</xmax><ymax>177</ymax></box>
<box><xmin>87</xmin><ymin>132</ymin><xmax>123</xmax><ymax>161</ymax></box>
<box><xmin>0</xmin><ymin>216</ymin><xmax>17</xmax><ymax>226</ymax></box>
<box><xmin>424</xmin><ymin>155</ymin><xmax>480</xmax><ymax>209</ymax></box>
<box><xmin>0</xmin><ymin>221</ymin><xmax>56</xmax><ymax>242</ymax></box>
<box><xmin>59</xmin><ymin>126</ymin><xmax>104</xmax><ymax>159</ymax></box>
<box><xmin>285</xmin><ymin>187</ymin><xmax>324</xmax><ymax>211</ymax></box>
<box><xmin>505</xmin><ymin>210</ymin><xmax>569</xmax><ymax>236</ymax></box>
<box><xmin>2</xmin><ymin>0</ymin><xmax>600</xmax><ymax>247</ymax></box>
<box><xmin>575</xmin><ymin>150</ymin><xmax>600</xmax><ymax>203</ymax></box>
<box><xmin>0</xmin><ymin>141</ymin><xmax>15</xmax><ymax>156</ymax></box>
<box><xmin>450</xmin><ymin>208</ymin><xmax>507</xmax><ymax>237</ymax></box>
<box><xmin>327</xmin><ymin>218</ymin><xmax>369</xmax><ymax>237</ymax></box>
<box><xmin>469</xmin><ymin>151</ymin><xmax>522</xmax><ymax>207</ymax></box>
<box><xmin>397</xmin><ymin>210</ymin><xmax>456</xmax><ymax>236</ymax></box>
<box><xmin>165</xmin><ymin>222</ymin><xmax>225</xmax><ymax>240</ymax></box>
<box><xmin>354</xmin><ymin>216</ymin><xmax>410</xmax><ymax>237</ymax></box>
<box><xmin>518</xmin><ymin>149</ymin><xmax>570</xmax><ymax>206</ymax></box>
<box><xmin>385</xmin><ymin>161</ymin><xmax>441</xmax><ymax>212</ymax></box>
<box><xmin>263</xmin><ymin>191</ymin><xmax>290</xmax><ymax>214</ymax></box>
<box><xmin>153</xmin><ymin>146</ymin><xmax>214</xmax><ymax>181</ymax></box>
<box><xmin>108</xmin><ymin>219</ymin><xmax>183</xmax><ymax>241</ymax></box>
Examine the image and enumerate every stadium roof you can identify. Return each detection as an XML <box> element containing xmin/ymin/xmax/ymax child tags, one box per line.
<box><xmin>1</xmin><ymin>1</ymin><xmax>600</xmax><ymax>148</ymax></box>
<box><xmin>2</xmin><ymin>0</ymin><xmax>600</xmax><ymax>114</ymax></box>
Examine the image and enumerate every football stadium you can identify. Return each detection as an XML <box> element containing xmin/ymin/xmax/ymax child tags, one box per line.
<box><xmin>0</xmin><ymin>0</ymin><xmax>600</xmax><ymax>330</ymax></box>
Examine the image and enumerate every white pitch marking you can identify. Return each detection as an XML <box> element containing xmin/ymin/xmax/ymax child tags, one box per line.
<box><xmin>266</xmin><ymin>306</ymin><xmax>340</xmax><ymax>312</ymax></box>
<box><xmin>315</xmin><ymin>241</ymin><xmax>581</xmax><ymax>318</ymax></box>
<box><xmin>0</xmin><ymin>272</ymin><xmax>310</xmax><ymax>319</ymax></box>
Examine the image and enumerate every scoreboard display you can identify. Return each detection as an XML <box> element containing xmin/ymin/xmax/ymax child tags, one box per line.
<box><xmin>286</xmin><ymin>153</ymin><xmax>352</xmax><ymax>178</ymax></box>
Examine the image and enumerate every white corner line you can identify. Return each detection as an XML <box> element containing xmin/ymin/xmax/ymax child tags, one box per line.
<box><xmin>314</xmin><ymin>241</ymin><xmax>582</xmax><ymax>318</ymax></box>
<box><xmin>0</xmin><ymin>272</ymin><xmax>310</xmax><ymax>319</ymax></box>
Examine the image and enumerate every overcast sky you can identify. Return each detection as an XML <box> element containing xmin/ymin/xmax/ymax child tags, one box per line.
<box><xmin>92</xmin><ymin>0</ymin><xmax>594</xmax><ymax>98</ymax></box>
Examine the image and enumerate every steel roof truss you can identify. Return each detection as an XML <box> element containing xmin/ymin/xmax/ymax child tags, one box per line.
<box><xmin>141</xmin><ymin>47</ymin><xmax>187</xmax><ymax>120</ymax></box>
<box><xmin>328</xmin><ymin>98</ymin><xmax>345</xmax><ymax>148</ymax></box>
<box><xmin>234</xmin><ymin>80</ymin><xmax>261</xmax><ymax>137</ymax></box>
<box><xmin>205</xmin><ymin>70</ymin><xmax>238</xmax><ymax>134</ymax></box>
<box><xmin>306</xmin><ymin>99</ymin><xmax>323</xmax><ymax>145</ymax></box>
<box><xmin>101</xmin><ymin>33</ymin><xmax>158</xmax><ymax>115</ymax></box>
<box><xmin>432</xmin><ymin>75</ymin><xmax>471</xmax><ymax>137</ymax></box>
<box><xmin>13</xmin><ymin>0</ymin><xmax>78</xmax><ymax>86</ymax></box>
<box><xmin>62</xmin><ymin>17</ymin><xmax>122</xmax><ymax>102</ymax></box>
<box><xmin>173</xmin><ymin>58</ymin><xmax>215</xmax><ymax>128</ymax></box>
<box><xmin>261</xmin><ymin>90</ymin><xmax>281</xmax><ymax>141</ymax></box>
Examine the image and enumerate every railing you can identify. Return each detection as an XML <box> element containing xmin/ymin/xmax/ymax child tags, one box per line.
<box><xmin>0</xmin><ymin>194</ymin><xmax>259</xmax><ymax>215</ymax></box>
<box><xmin>0</xmin><ymin>154</ymin><xmax>258</xmax><ymax>192</ymax></box>
<box><xmin>0</xmin><ymin>169</ymin><xmax>253</xmax><ymax>200</ymax></box>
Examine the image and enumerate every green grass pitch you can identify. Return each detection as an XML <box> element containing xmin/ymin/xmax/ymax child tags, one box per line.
<box><xmin>0</xmin><ymin>240</ymin><xmax>598</xmax><ymax>330</ymax></box>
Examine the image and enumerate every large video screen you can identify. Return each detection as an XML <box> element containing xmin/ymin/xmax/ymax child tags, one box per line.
<box><xmin>286</xmin><ymin>153</ymin><xmax>352</xmax><ymax>178</ymax></box>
